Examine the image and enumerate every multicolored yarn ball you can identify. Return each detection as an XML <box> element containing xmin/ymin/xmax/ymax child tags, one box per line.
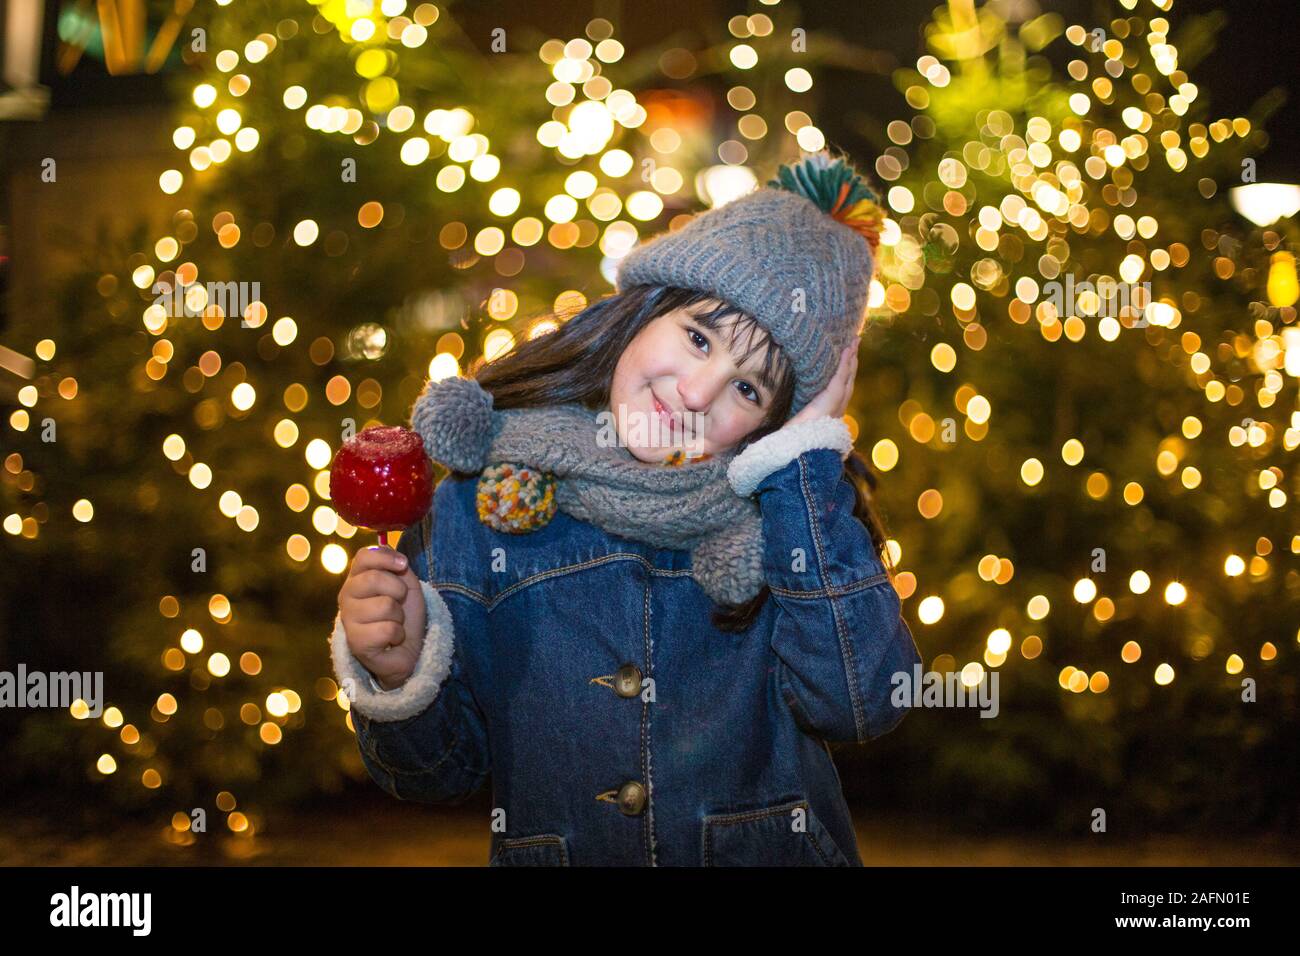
<box><xmin>768</xmin><ymin>150</ymin><xmax>887</xmax><ymax>252</ymax></box>
<box><xmin>475</xmin><ymin>462</ymin><xmax>557</xmax><ymax>533</ymax></box>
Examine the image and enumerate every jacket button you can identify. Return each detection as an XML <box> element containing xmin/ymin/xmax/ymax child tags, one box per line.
<box><xmin>617</xmin><ymin>780</ymin><xmax>647</xmax><ymax>816</ymax></box>
<box><xmin>614</xmin><ymin>663</ymin><xmax>642</xmax><ymax>698</ymax></box>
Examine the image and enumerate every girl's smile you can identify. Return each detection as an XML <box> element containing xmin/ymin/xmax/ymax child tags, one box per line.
<box><xmin>650</xmin><ymin>390</ymin><xmax>678</xmax><ymax>436</ymax></box>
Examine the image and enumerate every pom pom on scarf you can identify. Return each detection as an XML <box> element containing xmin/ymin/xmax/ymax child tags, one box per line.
<box><xmin>411</xmin><ymin>375</ymin><xmax>497</xmax><ymax>473</ymax></box>
<box><xmin>476</xmin><ymin>463</ymin><xmax>557</xmax><ymax>533</ymax></box>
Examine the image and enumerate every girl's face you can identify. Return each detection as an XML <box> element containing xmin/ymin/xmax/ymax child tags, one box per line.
<box><xmin>608</xmin><ymin>300</ymin><xmax>779</xmax><ymax>463</ymax></box>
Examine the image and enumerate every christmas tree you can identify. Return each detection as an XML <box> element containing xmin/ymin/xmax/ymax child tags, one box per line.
<box><xmin>840</xmin><ymin>0</ymin><xmax>1298</xmax><ymax>831</ymax></box>
<box><xmin>4</xmin><ymin>0</ymin><xmax>1296</xmax><ymax>852</ymax></box>
<box><xmin>3</xmin><ymin>0</ymin><xmax>875</xmax><ymax>849</ymax></box>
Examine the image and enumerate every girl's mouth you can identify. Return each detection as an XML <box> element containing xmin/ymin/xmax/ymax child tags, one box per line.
<box><xmin>651</xmin><ymin>393</ymin><xmax>676</xmax><ymax>435</ymax></box>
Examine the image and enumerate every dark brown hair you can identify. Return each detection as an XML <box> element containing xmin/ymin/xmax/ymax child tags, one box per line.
<box><xmin>468</xmin><ymin>284</ymin><xmax>895</xmax><ymax>631</ymax></box>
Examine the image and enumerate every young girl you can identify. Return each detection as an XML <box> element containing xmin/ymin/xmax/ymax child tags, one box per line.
<box><xmin>331</xmin><ymin>151</ymin><xmax>922</xmax><ymax>866</ymax></box>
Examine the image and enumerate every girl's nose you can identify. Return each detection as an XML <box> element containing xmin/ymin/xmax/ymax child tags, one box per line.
<box><xmin>677</xmin><ymin>362</ymin><xmax>729</xmax><ymax>412</ymax></box>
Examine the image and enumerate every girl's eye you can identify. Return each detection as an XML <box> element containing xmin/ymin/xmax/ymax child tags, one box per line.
<box><xmin>687</xmin><ymin>327</ymin><xmax>761</xmax><ymax>404</ymax></box>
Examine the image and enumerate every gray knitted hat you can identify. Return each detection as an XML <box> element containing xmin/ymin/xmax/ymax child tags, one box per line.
<box><xmin>615</xmin><ymin>149</ymin><xmax>885</xmax><ymax>414</ymax></box>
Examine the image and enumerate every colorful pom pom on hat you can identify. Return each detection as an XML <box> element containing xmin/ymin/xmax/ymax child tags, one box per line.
<box><xmin>768</xmin><ymin>150</ymin><xmax>887</xmax><ymax>252</ymax></box>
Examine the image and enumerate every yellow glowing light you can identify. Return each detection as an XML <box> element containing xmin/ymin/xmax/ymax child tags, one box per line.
<box><xmin>625</xmin><ymin>191</ymin><xmax>664</xmax><ymax>220</ymax></box>
<box><xmin>321</xmin><ymin>543</ymin><xmax>349</xmax><ymax>574</ymax></box>
<box><xmin>784</xmin><ymin>68</ymin><xmax>812</xmax><ymax>92</ymax></box>
<box><xmin>1267</xmin><ymin>252</ymin><xmax>1299</xmax><ymax>308</ymax></box>
<box><xmin>1073</xmin><ymin>578</ymin><xmax>1097</xmax><ymax>603</ymax></box>
<box><xmin>1119</xmin><ymin>254</ymin><xmax>1144</xmax><ymax>284</ymax></box>
<box><xmin>930</xmin><ymin>343</ymin><xmax>956</xmax><ymax>373</ymax></box>
<box><xmin>917</xmin><ymin>595</ymin><xmax>944</xmax><ymax>624</ymax></box>
<box><xmin>1154</xmin><ymin>663</ymin><xmax>1175</xmax><ymax>685</ymax></box>
<box><xmin>428</xmin><ymin>353</ymin><xmax>459</xmax><ymax>381</ymax></box>
<box><xmin>159</xmin><ymin>170</ymin><xmax>183</xmax><ymax>194</ymax></box>
<box><xmin>887</xmin><ymin>186</ymin><xmax>914</xmax><ymax>214</ymax></box>
<box><xmin>950</xmin><ymin>283</ymin><xmax>976</xmax><ymax>311</ymax></box>
<box><xmin>871</xmin><ymin>439</ymin><xmax>899</xmax><ymax>471</ymax></box>
<box><xmin>729</xmin><ymin>44</ymin><xmax>758</xmax><ymax>69</ymax></box>
<box><xmin>545</xmin><ymin>194</ymin><xmax>579</xmax><ymax>223</ymax></box>
<box><xmin>484</xmin><ymin>328</ymin><xmax>515</xmax><ymax>362</ymax></box>
<box><xmin>987</xmin><ymin>628</ymin><xmax>1012</xmax><ymax>655</ymax></box>
<box><xmin>293</xmin><ymin>220</ymin><xmax>319</xmax><ymax>246</ymax></box>
<box><xmin>1164</xmin><ymin>581</ymin><xmax>1187</xmax><ymax>605</ymax></box>
<box><xmin>1020</xmin><ymin>458</ymin><xmax>1044</xmax><ymax>486</ymax></box>
<box><xmin>304</xmin><ymin>438</ymin><xmax>332</xmax><ymax>470</ymax></box>
<box><xmin>231</xmin><ymin>382</ymin><xmax>256</xmax><ymax>411</ymax></box>
<box><xmin>208</xmin><ymin>654</ymin><xmax>231</xmax><ymax>678</ymax></box>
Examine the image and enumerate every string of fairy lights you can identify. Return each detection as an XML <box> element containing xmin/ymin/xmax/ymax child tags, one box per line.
<box><xmin>5</xmin><ymin>0</ymin><xmax>838</xmax><ymax>840</ymax></box>
<box><xmin>859</xmin><ymin>1</ymin><xmax>1296</xmax><ymax>697</ymax></box>
<box><xmin>2</xmin><ymin>0</ymin><xmax>1295</xmax><ymax>842</ymax></box>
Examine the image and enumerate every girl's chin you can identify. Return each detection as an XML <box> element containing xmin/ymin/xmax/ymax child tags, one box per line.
<box><xmin>624</xmin><ymin>440</ymin><xmax>715</xmax><ymax>463</ymax></box>
<box><xmin>626</xmin><ymin>443</ymin><xmax>675</xmax><ymax>463</ymax></box>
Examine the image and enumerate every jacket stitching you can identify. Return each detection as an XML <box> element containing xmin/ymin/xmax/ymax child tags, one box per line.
<box><xmin>492</xmin><ymin>834</ymin><xmax>569</xmax><ymax>865</ymax></box>
<box><xmin>769</xmin><ymin>571</ymin><xmax>891</xmax><ymax>599</ymax></box>
<box><xmin>797</xmin><ymin>455</ymin><xmax>868</xmax><ymax>744</ymax></box>
<box><xmin>701</xmin><ymin>799</ymin><xmax>839</xmax><ymax>866</ymax></box>
<box><xmin>429</xmin><ymin>553</ymin><xmax>693</xmax><ymax>609</ymax></box>
<box><xmin>641</xmin><ymin>570</ymin><xmax>657</xmax><ymax>866</ymax></box>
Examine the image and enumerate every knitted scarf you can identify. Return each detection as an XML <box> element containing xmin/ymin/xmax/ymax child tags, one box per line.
<box><xmin>410</xmin><ymin>375</ymin><xmax>765</xmax><ymax>606</ymax></box>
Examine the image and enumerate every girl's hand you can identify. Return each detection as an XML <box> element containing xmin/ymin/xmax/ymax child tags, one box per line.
<box><xmin>786</xmin><ymin>344</ymin><xmax>857</xmax><ymax>429</ymax></box>
<box><xmin>338</xmin><ymin>546</ymin><xmax>427</xmax><ymax>690</ymax></box>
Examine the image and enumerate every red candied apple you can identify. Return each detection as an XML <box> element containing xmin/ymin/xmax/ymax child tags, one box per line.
<box><xmin>329</xmin><ymin>426</ymin><xmax>434</xmax><ymax>539</ymax></box>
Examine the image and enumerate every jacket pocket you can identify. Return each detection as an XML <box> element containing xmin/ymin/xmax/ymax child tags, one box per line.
<box><xmin>489</xmin><ymin>833</ymin><xmax>571</xmax><ymax>866</ymax></box>
<box><xmin>702</xmin><ymin>798</ymin><xmax>850</xmax><ymax>867</ymax></box>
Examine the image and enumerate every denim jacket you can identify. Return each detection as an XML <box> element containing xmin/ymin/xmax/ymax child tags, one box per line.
<box><xmin>330</xmin><ymin>416</ymin><xmax>923</xmax><ymax>866</ymax></box>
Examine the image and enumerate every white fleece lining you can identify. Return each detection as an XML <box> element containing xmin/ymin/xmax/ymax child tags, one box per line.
<box><xmin>330</xmin><ymin>579</ymin><xmax>456</xmax><ymax>723</ymax></box>
<box><xmin>727</xmin><ymin>415</ymin><xmax>853</xmax><ymax>497</ymax></box>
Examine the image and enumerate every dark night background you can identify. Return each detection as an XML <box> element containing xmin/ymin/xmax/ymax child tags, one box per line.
<box><xmin>0</xmin><ymin>0</ymin><xmax>1296</xmax><ymax>866</ymax></box>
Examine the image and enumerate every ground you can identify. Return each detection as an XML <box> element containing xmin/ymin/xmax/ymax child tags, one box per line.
<box><xmin>4</xmin><ymin>797</ymin><xmax>1296</xmax><ymax>865</ymax></box>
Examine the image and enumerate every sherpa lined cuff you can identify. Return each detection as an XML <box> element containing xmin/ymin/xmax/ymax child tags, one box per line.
<box><xmin>727</xmin><ymin>416</ymin><xmax>854</xmax><ymax>497</ymax></box>
<box><xmin>330</xmin><ymin>579</ymin><xmax>456</xmax><ymax>722</ymax></box>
